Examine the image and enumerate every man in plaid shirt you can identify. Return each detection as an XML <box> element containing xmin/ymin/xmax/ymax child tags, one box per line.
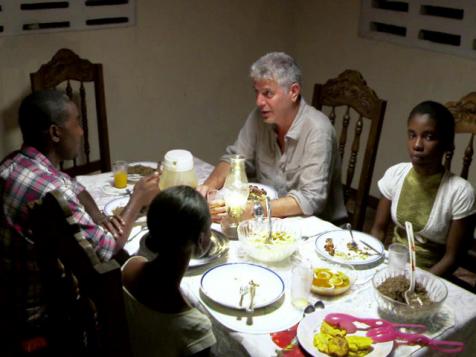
<box><xmin>0</xmin><ymin>90</ymin><xmax>160</xmax><ymax>351</ymax></box>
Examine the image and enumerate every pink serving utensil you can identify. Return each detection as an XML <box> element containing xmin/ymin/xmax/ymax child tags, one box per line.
<box><xmin>367</xmin><ymin>326</ymin><xmax>464</xmax><ymax>353</ymax></box>
<box><xmin>324</xmin><ymin>313</ymin><xmax>426</xmax><ymax>334</ymax></box>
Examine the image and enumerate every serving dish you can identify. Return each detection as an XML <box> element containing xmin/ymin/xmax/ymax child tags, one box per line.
<box><xmin>189</xmin><ymin>229</ymin><xmax>229</xmax><ymax>267</ymax></box>
<box><xmin>311</xmin><ymin>262</ymin><xmax>356</xmax><ymax>297</ymax></box>
<box><xmin>127</xmin><ymin>161</ymin><xmax>158</xmax><ymax>183</ymax></box>
<box><xmin>238</xmin><ymin>218</ymin><xmax>300</xmax><ymax>263</ymax></box>
<box><xmin>248</xmin><ymin>182</ymin><xmax>278</xmax><ymax>200</ymax></box>
<box><xmin>372</xmin><ymin>268</ymin><xmax>448</xmax><ymax>322</ymax></box>
<box><xmin>297</xmin><ymin>306</ymin><xmax>393</xmax><ymax>357</ymax></box>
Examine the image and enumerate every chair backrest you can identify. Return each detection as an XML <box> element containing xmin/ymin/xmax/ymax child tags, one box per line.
<box><xmin>30</xmin><ymin>48</ymin><xmax>111</xmax><ymax>176</ymax></box>
<box><xmin>445</xmin><ymin>92</ymin><xmax>476</xmax><ymax>180</ymax></box>
<box><xmin>29</xmin><ymin>190</ymin><xmax>131</xmax><ymax>357</ymax></box>
<box><xmin>445</xmin><ymin>92</ymin><xmax>476</xmax><ymax>290</ymax></box>
<box><xmin>312</xmin><ymin>70</ymin><xmax>387</xmax><ymax>230</ymax></box>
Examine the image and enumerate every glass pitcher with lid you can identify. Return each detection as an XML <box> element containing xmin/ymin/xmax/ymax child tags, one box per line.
<box><xmin>159</xmin><ymin>149</ymin><xmax>198</xmax><ymax>190</ymax></box>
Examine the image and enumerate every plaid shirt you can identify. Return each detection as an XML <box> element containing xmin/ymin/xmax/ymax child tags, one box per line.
<box><xmin>0</xmin><ymin>146</ymin><xmax>116</xmax><ymax>330</ymax></box>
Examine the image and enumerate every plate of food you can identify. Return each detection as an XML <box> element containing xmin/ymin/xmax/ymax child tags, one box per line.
<box><xmin>104</xmin><ymin>196</ymin><xmax>129</xmax><ymax>216</ymax></box>
<box><xmin>314</xmin><ymin>230</ymin><xmax>384</xmax><ymax>267</ymax></box>
<box><xmin>128</xmin><ymin>161</ymin><xmax>158</xmax><ymax>183</ymax></box>
<box><xmin>200</xmin><ymin>262</ymin><xmax>284</xmax><ymax>310</ymax></box>
<box><xmin>311</xmin><ymin>262</ymin><xmax>356</xmax><ymax>297</ymax></box>
<box><xmin>103</xmin><ymin>196</ymin><xmax>147</xmax><ymax>222</ymax></box>
<box><xmin>297</xmin><ymin>306</ymin><xmax>393</xmax><ymax>357</ymax></box>
<box><xmin>248</xmin><ymin>182</ymin><xmax>278</xmax><ymax>200</ymax></box>
<box><xmin>189</xmin><ymin>229</ymin><xmax>229</xmax><ymax>267</ymax></box>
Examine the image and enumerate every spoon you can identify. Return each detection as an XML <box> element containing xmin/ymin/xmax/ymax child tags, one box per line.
<box><xmin>265</xmin><ymin>196</ymin><xmax>273</xmax><ymax>243</ymax></box>
<box><xmin>345</xmin><ymin>223</ymin><xmax>358</xmax><ymax>249</ymax></box>
<box><xmin>404</xmin><ymin>221</ymin><xmax>422</xmax><ymax>306</ymax></box>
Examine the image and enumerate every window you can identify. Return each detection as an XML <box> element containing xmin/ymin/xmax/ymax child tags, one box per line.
<box><xmin>0</xmin><ymin>0</ymin><xmax>135</xmax><ymax>36</ymax></box>
<box><xmin>359</xmin><ymin>0</ymin><xmax>476</xmax><ymax>59</ymax></box>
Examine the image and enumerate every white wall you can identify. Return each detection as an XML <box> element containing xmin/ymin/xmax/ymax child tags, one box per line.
<box><xmin>1</xmin><ymin>0</ymin><xmax>474</xmax><ymax>195</ymax></box>
<box><xmin>293</xmin><ymin>0</ymin><xmax>476</xmax><ymax>194</ymax></box>
<box><xmin>0</xmin><ymin>0</ymin><xmax>292</xmax><ymax>165</ymax></box>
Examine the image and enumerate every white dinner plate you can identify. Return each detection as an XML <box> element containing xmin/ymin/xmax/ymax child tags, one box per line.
<box><xmin>297</xmin><ymin>306</ymin><xmax>393</xmax><ymax>357</ymax></box>
<box><xmin>248</xmin><ymin>182</ymin><xmax>278</xmax><ymax>200</ymax></box>
<box><xmin>314</xmin><ymin>230</ymin><xmax>384</xmax><ymax>267</ymax></box>
<box><xmin>104</xmin><ymin>196</ymin><xmax>129</xmax><ymax>216</ymax></box>
<box><xmin>128</xmin><ymin>161</ymin><xmax>158</xmax><ymax>182</ymax></box>
<box><xmin>200</xmin><ymin>262</ymin><xmax>284</xmax><ymax>310</ymax></box>
<box><xmin>103</xmin><ymin>196</ymin><xmax>147</xmax><ymax>223</ymax></box>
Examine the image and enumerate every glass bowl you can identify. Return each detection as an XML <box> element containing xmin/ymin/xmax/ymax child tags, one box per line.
<box><xmin>311</xmin><ymin>262</ymin><xmax>356</xmax><ymax>297</ymax></box>
<box><xmin>237</xmin><ymin>218</ymin><xmax>300</xmax><ymax>263</ymax></box>
<box><xmin>372</xmin><ymin>268</ymin><xmax>448</xmax><ymax>322</ymax></box>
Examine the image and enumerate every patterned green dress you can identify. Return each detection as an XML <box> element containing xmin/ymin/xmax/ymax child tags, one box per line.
<box><xmin>393</xmin><ymin>168</ymin><xmax>445</xmax><ymax>269</ymax></box>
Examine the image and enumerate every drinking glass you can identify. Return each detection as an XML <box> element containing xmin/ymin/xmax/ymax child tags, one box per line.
<box><xmin>113</xmin><ymin>161</ymin><xmax>128</xmax><ymax>189</ymax></box>
<box><xmin>388</xmin><ymin>243</ymin><xmax>409</xmax><ymax>271</ymax></box>
<box><xmin>291</xmin><ymin>263</ymin><xmax>313</xmax><ymax>309</ymax></box>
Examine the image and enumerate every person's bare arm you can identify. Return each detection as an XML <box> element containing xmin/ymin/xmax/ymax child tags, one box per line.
<box><xmin>270</xmin><ymin>196</ymin><xmax>303</xmax><ymax>217</ymax></box>
<box><xmin>113</xmin><ymin>173</ymin><xmax>160</xmax><ymax>249</ymax></box>
<box><xmin>431</xmin><ymin>215</ymin><xmax>475</xmax><ymax>276</ymax></box>
<box><xmin>77</xmin><ymin>189</ymin><xmax>106</xmax><ymax>224</ymax></box>
<box><xmin>370</xmin><ymin>197</ymin><xmax>392</xmax><ymax>242</ymax></box>
<box><xmin>197</xmin><ymin>161</ymin><xmax>230</xmax><ymax>197</ymax></box>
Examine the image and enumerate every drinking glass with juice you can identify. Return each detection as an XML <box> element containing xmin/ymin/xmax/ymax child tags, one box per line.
<box><xmin>113</xmin><ymin>161</ymin><xmax>128</xmax><ymax>189</ymax></box>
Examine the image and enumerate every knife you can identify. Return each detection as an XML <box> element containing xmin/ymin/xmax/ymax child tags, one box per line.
<box><xmin>359</xmin><ymin>240</ymin><xmax>382</xmax><ymax>255</ymax></box>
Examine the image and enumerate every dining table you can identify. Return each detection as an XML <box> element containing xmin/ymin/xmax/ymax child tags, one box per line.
<box><xmin>77</xmin><ymin>158</ymin><xmax>476</xmax><ymax>357</ymax></box>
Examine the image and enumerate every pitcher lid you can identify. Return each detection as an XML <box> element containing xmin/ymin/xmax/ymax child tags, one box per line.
<box><xmin>163</xmin><ymin>149</ymin><xmax>194</xmax><ymax>172</ymax></box>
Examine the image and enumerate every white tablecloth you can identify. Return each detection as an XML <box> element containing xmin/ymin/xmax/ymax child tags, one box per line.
<box><xmin>77</xmin><ymin>161</ymin><xmax>476</xmax><ymax>357</ymax></box>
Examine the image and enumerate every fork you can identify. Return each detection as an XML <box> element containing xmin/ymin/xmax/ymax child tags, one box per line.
<box><xmin>238</xmin><ymin>285</ymin><xmax>249</xmax><ymax>307</ymax></box>
<box><xmin>127</xmin><ymin>225</ymin><xmax>148</xmax><ymax>242</ymax></box>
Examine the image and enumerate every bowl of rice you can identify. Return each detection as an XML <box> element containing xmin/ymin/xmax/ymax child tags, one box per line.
<box><xmin>237</xmin><ymin>218</ymin><xmax>300</xmax><ymax>263</ymax></box>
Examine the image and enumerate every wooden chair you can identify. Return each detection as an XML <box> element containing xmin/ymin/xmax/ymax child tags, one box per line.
<box><xmin>445</xmin><ymin>92</ymin><xmax>476</xmax><ymax>291</ymax></box>
<box><xmin>312</xmin><ymin>70</ymin><xmax>387</xmax><ymax>231</ymax></box>
<box><xmin>27</xmin><ymin>190</ymin><xmax>131</xmax><ymax>357</ymax></box>
<box><xmin>30</xmin><ymin>48</ymin><xmax>111</xmax><ymax>176</ymax></box>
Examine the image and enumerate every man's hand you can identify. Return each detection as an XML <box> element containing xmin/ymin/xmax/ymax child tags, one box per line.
<box><xmin>98</xmin><ymin>215</ymin><xmax>125</xmax><ymax>238</ymax></box>
<box><xmin>197</xmin><ymin>184</ymin><xmax>210</xmax><ymax>197</ymax></box>
<box><xmin>131</xmin><ymin>172</ymin><xmax>161</xmax><ymax>207</ymax></box>
<box><xmin>209</xmin><ymin>199</ymin><xmax>226</xmax><ymax>223</ymax></box>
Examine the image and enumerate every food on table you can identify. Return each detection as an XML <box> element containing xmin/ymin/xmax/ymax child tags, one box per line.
<box><xmin>112</xmin><ymin>206</ymin><xmax>124</xmax><ymax>216</ymax></box>
<box><xmin>313</xmin><ymin>321</ymin><xmax>373</xmax><ymax>356</ymax></box>
<box><xmin>248</xmin><ymin>184</ymin><xmax>267</xmax><ymax>201</ymax></box>
<box><xmin>324</xmin><ymin>238</ymin><xmax>374</xmax><ymax>261</ymax></box>
<box><xmin>377</xmin><ymin>275</ymin><xmax>432</xmax><ymax>305</ymax></box>
<box><xmin>128</xmin><ymin>164</ymin><xmax>156</xmax><ymax>176</ymax></box>
<box><xmin>111</xmin><ymin>205</ymin><xmax>146</xmax><ymax>217</ymax></box>
<box><xmin>324</xmin><ymin>238</ymin><xmax>336</xmax><ymax>256</ymax></box>
<box><xmin>249</xmin><ymin>230</ymin><xmax>294</xmax><ymax>246</ymax></box>
<box><xmin>311</xmin><ymin>268</ymin><xmax>351</xmax><ymax>296</ymax></box>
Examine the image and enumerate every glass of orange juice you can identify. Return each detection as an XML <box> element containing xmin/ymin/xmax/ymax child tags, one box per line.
<box><xmin>113</xmin><ymin>161</ymin><xmax>128</xmax><ymax>189</ymax></box>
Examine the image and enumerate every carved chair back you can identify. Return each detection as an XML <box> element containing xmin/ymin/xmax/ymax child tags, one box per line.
<box><xmin>312</xmin><ymin>70</ymin><xmax>387</xmax><ymax>230</ymax></box>
<box><xmin>29</xmin><ymin>190</ymin><xmax>131</xmax><ymax>356</ymax></box>
<box><xmin>445</xmin><ymin>92</ymin><xmax>476</xmax><ymax>179</ymax></box>
<box><xmin>445</xmin><ymin>92</ymin><xmax>476</xmax><ymax>290</ymax></box>
<box><xmin>30</xmin><ymin>48</ymin><xmax>111</xmax><ymax>176</ymax></box>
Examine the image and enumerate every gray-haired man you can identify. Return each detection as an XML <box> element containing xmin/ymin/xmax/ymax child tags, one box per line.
<box><xmin>199</xmin><ymin>52</ymin><xmax>346</xmax><ymax>222</ymax></box>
